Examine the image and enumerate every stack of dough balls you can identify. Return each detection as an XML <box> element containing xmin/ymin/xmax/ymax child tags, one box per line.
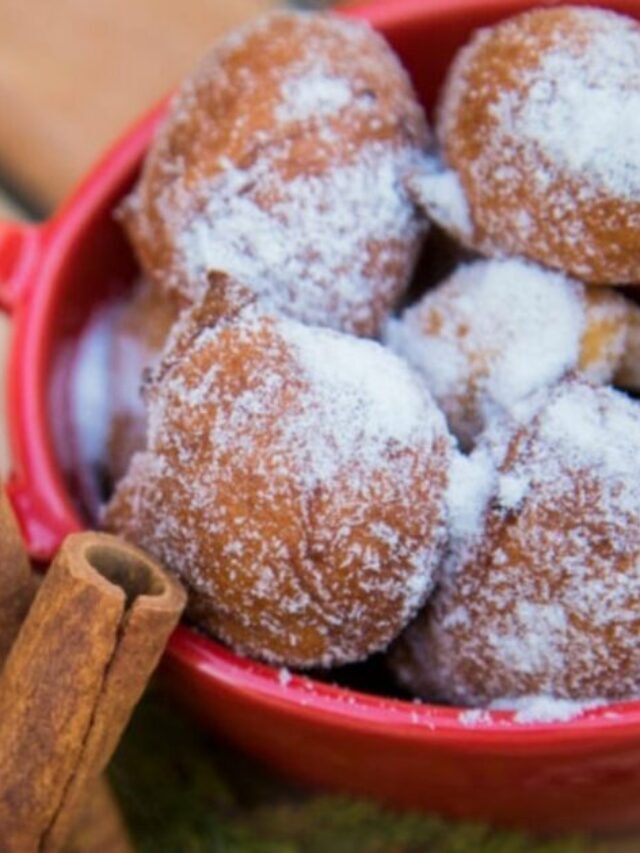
<box><xmin>386</xmin><ymin>4</ymin><xmax>640</xmax><ymax>708</ymax></box>
<box><xmin>102</xmin><ymin>11</ymin><xmax>457</xmax><ymax>669</ymax></box>
<box><xmin>100</xmin><ymin>6</ymin><xmax>640</xmax><ymax>705</ymax></box>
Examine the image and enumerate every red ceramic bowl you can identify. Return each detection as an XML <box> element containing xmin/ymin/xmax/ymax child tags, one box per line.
<box><xmin>2</xmin><ymin>0</ymin><xmax>640</xmax><ymax>833</ymax></box>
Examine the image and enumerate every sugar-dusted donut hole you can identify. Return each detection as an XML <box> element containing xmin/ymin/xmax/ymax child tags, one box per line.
<box><xmin>385</xmin><ymin>258</ymin><xmax>632</xmax><ymax>448</ymax></box>
<box><xmin>122</xmin><ymin>11</ymin><xmax>430</xmax><ymax>337</ymax></box>
<box><xmin>104</xmin><ymin>287</ymin><xmax>453</xmax><ymax>668</ymax></box>
<box><xmin>417</xmin><ymin>6</ymin><xmax>640</xmax><ymax>284</ymax></box>
<box><xmin>391</xmin><ymin>380</ymin><xmax>640</xmax><ymax>706</ymax></box>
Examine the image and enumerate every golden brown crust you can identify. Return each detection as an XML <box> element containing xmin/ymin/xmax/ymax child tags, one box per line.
<box><xmin>579</xmin><ymin>288</ymin><xmax>629</xmax><ymax>380</ymax></box>
<box><xmin>437</xmin><ymin>7</ymin><xmax>640</xmax><ymax>284</ymax></box>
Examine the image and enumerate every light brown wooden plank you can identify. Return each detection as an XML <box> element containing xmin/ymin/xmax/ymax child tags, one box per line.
<box><xmin>0</xmin><ymin>0</ymin><xmax>275</xmax><ymax>209</ymax></box>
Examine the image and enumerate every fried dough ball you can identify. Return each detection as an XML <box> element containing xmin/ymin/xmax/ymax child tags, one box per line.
<box><xmin>121</xmin><ymin>11</ymin><xmax>429</xmax><ymax>337</ymax></box>
<box><xmin>391</xmin><ymin>380</ymin><xmax>640</xmax><ymax>705</ymax></box>
<box><xmin>385</xmin><ymin>259</ymin><xmax>632</xmax><ymax>448</ymax></box>
<box><xmin>105</xmin><ymin>281</ymin><xmax>181</xmax><ymax>483</ymax></box>
<box><xmin>103</xmin><ymin>285</ymin><xmax>453</xmax><ymax>668</ymax></box>
<box><xmin>414</xmin><ymin>7</ymin><xmax>640</xmax><ymax>284</ymax></box>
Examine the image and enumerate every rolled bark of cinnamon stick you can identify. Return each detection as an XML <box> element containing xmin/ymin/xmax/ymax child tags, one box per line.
<box><xmin>0</xmin><ymin>492</ymin><xmax>134</xmax><ymax>853</ymax></box>
<box><xmin>64</xmin><ymin>777</ymin><xmax>132</xmax><ymax>853</ymax></box>
<box><xmin>0</xmin><ymin>493</ymin><xmax>135</xmax><ymax>852</ymax></box>
<box><xmin>0</xmin><ymin>530</ymin><xmax>186</xmax><ymax>851</ymax></box>
<box><xmin>0</xmin><ymin>488</ymin><xmax>36</xmax><ymax>664</ymax></box>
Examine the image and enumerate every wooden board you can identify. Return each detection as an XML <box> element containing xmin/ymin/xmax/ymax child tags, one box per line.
<box><xmin>0</xmin><ymin>0</ymin><xmax>275</xmax><ymax>209</ymax></box>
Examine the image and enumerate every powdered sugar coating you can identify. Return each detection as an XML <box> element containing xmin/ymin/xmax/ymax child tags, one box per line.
<box><xmin>175</xmin><ymin>141</ymin><xmax>424</xmax><ymax>334</ymax></box>
<box><xmin>488</xmin><ymin>696</ymin><xmax>605</xmax><ymax>724</ymax></box>
<box><xmin>444</xmin><ymin>448</ymin><xmax>497</xmax><ymax>561</ymax></box>
<box><xmin>391</xmin><ymin>380</ymin><xmax>640</xmax><ymax>705</ymax></box>
<box><xmin>72</xmin><ymin>302</ymin><xmax>119</xmax><ymax>475</ymax></box>
<box><xmin>458</xmin><ymin>695</ymin><xmax>604</xmax><ymax>725</ymax></box>
<box><xmin>384</xmin><ymin>258</ymin><xmax>630</xmax><ymax>447</ymax></box>
<box><xmin>509</xmin><ymin>13</ymin><xmax>640</xmax><ymax>199</ymax></box>
<box><xmin>122</xmin><ymin>10</ymin><xmax>429</xmax><ymax>336</ymax></box>
<box><xmin>436</xmin><ymin>6</ymin><xmax>640</xmax><ymax>283</ymax></box>
<box><xmin>72</xmin><ymin>282</ymin><xmax>179</xmax><ymax>490</ymax></box>
<box><xmin>275</xmin><ymin>69</ymin><xmax>354</xmax><ymax>123</ymax></box>
<box><xmin>104</xmin><ymin>298</ymin><xmax>453</xmax><ymax>668</ymax></box>
<box><xmin>407</xmin><ymin>157</ymin><xmax>474</xmax><ymax>243</ymax></box>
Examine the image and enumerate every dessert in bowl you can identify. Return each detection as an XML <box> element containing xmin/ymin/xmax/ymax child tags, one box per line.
<box><xmin>1</xmin><ymin>0</ymin><xmax>640</xmax><ymax>832</ymax></box>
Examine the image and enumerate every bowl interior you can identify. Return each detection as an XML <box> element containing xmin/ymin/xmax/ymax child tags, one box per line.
<box><xmin>32</xmin><ymin>0</ymin><xmax>640</xmax><ymax>735</ymax></box>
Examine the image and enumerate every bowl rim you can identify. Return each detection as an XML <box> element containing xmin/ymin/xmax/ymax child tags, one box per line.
<box><xmin>7</xmin><ymin>0</ymin><xmax>640</xmax><ymax>748</ymax></box>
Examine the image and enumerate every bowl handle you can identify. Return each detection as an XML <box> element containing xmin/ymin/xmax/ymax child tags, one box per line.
<box><xmin>0</xmin><ymin>217</ymin><xmax>75</xmax><ymax>560</ymax></box>
<box><xmin>0</xmin><ymin>220</ymin><xmax>44</xmax><ymax>312</ymax></box>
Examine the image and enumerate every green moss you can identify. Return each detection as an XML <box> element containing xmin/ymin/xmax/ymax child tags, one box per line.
<box><xmin>110</xmin><ymin>692</ymin><xmax>591</xmax><ymax>853</ymax></box>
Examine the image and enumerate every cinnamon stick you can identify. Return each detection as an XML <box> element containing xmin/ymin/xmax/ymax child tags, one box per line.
<box><xmin>64</xmin><ymin>777</ymin><xmax>132</xmax><ymax>853</ymax></box>
<box><xmin>0</xmin><ymin>492</ymin><xmax>133</xmax><ymax>853</ymax></box>
<box><xmin>0</xmin><ymin>531</ymin><xmax>186</xmax><ymax>851</ymax></box>
<box><xmin>0</xmin><ymin>487</ymin><xmax>36</xmax><ymax>664</ymax></box>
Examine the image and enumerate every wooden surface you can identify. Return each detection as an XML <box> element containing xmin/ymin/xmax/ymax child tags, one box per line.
<box><xmin>0</xmin><ymin>0</ymin><xmax>275</xmax><ymax>209</ymax></box>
